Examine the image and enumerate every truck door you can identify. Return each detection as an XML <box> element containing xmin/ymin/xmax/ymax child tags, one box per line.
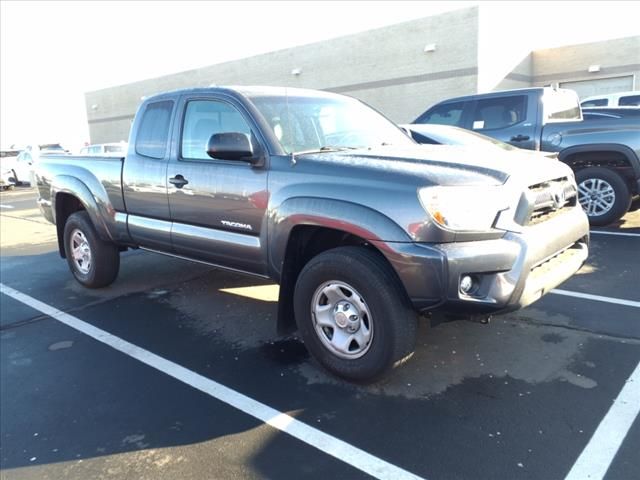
<box><xmin>122</xmin><ymin>99</ymin><xmax>175</xmax><ymax>251</ymax></box>
<box><xmin>468</xmin><ymin>94</ymin><xmax>536</xmax><ymax>150</ymax></box>
<box><xmin>167</xmin><ymin>95</ymin><xmax>268</xmax><ymax>275</ymax></box>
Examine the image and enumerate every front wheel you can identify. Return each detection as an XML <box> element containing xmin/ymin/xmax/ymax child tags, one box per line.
<box><xmin>63</xmin><ymin>211</ymin><xmax>120</xmax><ymax>288</ymax></box>
<box><xmin>576</xmin><ymin>167</ymin><xmax>631</xmax><ymax>226</ymax></box>
<box><xmin>293</xmin><ymin>246</ymin><xmax>417</xmax><ymax>382</ymax></box>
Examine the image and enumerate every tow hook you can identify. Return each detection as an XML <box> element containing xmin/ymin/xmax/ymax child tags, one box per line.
<box><xmin>469</xmin><ymin>315</ymin><xmax>492</xmax><ymax>325</ymax></box>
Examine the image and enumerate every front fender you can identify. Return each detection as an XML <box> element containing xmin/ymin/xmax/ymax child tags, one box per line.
<box><xmin>268</xmin><ymin>196</ymin><xmax>411</xmax><ymax>278</ymax></box>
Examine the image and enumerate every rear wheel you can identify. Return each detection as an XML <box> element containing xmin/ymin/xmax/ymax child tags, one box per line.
<box><xmin>63</xmin><ymin>211</ymin><xmax>120</xmax><ymax>288</ymax></box>
<box><xmin>294</xmin><ymin>246</ymin><xmax>417</xmax><ymax>382</ymax></box>
<box><xmin>576</xmin><ymin>167</ymin><xmax>631</xmax><ymax>226</ymax></box>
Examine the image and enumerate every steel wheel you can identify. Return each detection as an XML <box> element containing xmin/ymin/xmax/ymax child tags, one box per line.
<box><xmin>70</xmin><ymin>229</ymin><xmax>92</xmax><ymax>274</ymax></box>
<box><xmin>578</xmin><ymin>178</ymin><xmax>616</xmax><ymax>216</ymax></box>
<box><xmin>311</xmin><ymin>281</ymin><xmax>373</xmax><ymax>359</ymax></box>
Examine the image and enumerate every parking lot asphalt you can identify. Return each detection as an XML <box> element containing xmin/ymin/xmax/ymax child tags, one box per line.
<box><xmin>1</xmin><ymin>186</ymin><xmax>639</xmax><ymax>480</ymax></box>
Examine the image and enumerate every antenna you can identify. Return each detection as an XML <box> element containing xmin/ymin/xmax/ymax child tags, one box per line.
<box><xmin>285</xmin><ymin>87</ymin><xmax>296</xmax><ymax>165</ymax></box>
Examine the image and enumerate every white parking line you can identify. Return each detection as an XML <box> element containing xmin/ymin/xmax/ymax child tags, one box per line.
<box><xmin>0</xmin><ymin>283</ymin><xmax>424</xmax><ymax>480</ymax></box>
<box><xmin>565</xmin><ymin>360</ymin><xmax>640</xmax><ymax>480</ymax></box>
<box><xmin>551</xmin><ymin>289</ymin><xmax>640</xmax><ymax>308</ymax></box>
<box><xmin>590</xmin><ymin>230</ymin><xmax>640</xmax><ymax>238</ymax></box>
<box><xmin>0</xmin><ymin>204</ymin><xmax>15</xmax><ymax>209</ymax></box>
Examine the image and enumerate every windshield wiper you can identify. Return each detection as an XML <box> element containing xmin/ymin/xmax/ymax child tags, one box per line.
<box><xmin>319</xmin><ymin>146</ymin><xmax>359</xmax><ymax>151</ymax></box>
<box><xmin>295</xmin><ymin>146</ymin><xmax>359</xmax><ymax>155</ymax></box>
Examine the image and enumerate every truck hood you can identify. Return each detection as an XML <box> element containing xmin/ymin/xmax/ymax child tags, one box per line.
<box><xmin>299</xmin><ymin>145</ymin><xmax>572</xmax><ymax>187</ymax></box>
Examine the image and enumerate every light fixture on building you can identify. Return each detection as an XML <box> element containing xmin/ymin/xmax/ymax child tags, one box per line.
<box><xmin>91</xmin><ymin>104</ymin><xmax>99</xmax><ymax>111</ymax></box>
<box><xmin>588</xmin><ymin>64</ymin><xmax>601</xmax><ymax>73</ymax></box>
<box><xmin>423</xmin><ymin>43</ymin><xmax>437</xmax><ymax>53</ymax></box>
<box><xmin>291</xmin><ymin>68</ymin><xmax>302</xmax><ymax>76</ymax></box>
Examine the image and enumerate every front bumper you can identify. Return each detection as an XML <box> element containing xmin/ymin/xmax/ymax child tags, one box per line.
<box><xmin>374</xmin><ymin>205</ymin><xmax>589</xmax><ymax>315</ymax></box>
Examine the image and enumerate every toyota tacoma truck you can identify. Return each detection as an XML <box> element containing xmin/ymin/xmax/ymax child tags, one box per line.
<box><xmin>414</xmin><ymin>87</ymin><xmax>640</xmax><ymax>225</ymax></box>
<box><xmin>35</xmin><ymin>86</ymin><xmax>589</xmax><ymax>381</ymax></box>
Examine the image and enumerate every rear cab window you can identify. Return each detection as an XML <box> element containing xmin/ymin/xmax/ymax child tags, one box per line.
<box><xmin>471</xmin><ymin>95</ymin><xmax>527</xmax><ymax>131</ymax></box>
<box><xmin>581</xmin><ymin>98</ymin><xmax>608</xmax><ymax>107</ymax></box>
<box><xmin>135</xmin><ymin>100</ymin><xmax>174</xmax><ymax>159</ymax></box>
<box><xmin>619</xmin><ymin>94</ymin><xmax>640</xmax><ymax>106</ymax></box>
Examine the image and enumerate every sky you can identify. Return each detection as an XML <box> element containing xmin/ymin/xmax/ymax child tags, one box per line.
<box><xmin>1</xmin><ymin>0</ymin><xmax>639</xmax><ymax>149</ymax></box>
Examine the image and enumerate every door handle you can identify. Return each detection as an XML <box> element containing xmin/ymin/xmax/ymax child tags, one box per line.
<box><xmin>169</xmin><ymin>175</ymin><xmax>189</xmax><ymax>188</ymax></box>
<box><xmin>510</xmin><ymin>134</ymin><xmax>530</xmax><ymax>142</ymax></box>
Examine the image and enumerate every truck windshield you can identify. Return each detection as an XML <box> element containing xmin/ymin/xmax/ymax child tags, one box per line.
<box><xmin>248</xmin><ymin>93</ymin><xmax>413</xmax><ymax>154</ymax></box>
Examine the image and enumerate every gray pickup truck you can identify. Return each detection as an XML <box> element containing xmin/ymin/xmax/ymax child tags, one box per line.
<box><xmin>35</xmin><ymin>86</ymin><xmax>589</xmax><ymax>381</ymax></box>
<box><xmin>414</xmin><ymin>87</ymin><xmax>640</xmax><ymax>225</ymax></box>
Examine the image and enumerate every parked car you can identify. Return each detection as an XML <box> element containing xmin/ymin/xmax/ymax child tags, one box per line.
<box><xmin>79</xmin><ymin>142</ymin><xmax>127</xmax><ymax>156</ymax></box>
<box><xmin>34</xmin><ymin>86</ymin><xmax>589</xmax><ymax>381</ymax></box>
<box><xmin>11</xmin><ymin>144</ymin><xmax>69</xmax><ymax>185</ymax></box>
<box><xmin>580</xmin><ymin>91</ymin><xmax>640</xmax><ymax>108</ymax></box>
<box><xmin>414</xmin><ymin>87</ymin><xmax>640</xmax><ymax>225</ymax></box>
<box><xmin>1</xmin><ymin>167</ymin><xmax>16</xmax><ymax>190</ymax></box>
<box><xmin>1</xmin><ymin>149</ymin><xmax>22</xmax><ymax>187</ymax></box>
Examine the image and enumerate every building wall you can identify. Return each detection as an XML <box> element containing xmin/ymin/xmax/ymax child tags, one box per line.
<box><xmin>86</xmin><ymin>7</ymin><xmax>480</xmax><ymax>143</ymax></box>
<box><xmin>531</xmin><ymin>36</ymin><xmax>640</xmax><ymax>97</ymax></box>
<box><xmin>495</xmin><ymin>54</ymin><xmax>533</xmax><ymax>91</ymax></box>
<box><xmin>477</xmin><ymin>6</ymin><xmax>533</xmax><ymax>93</ymax></box>
<box><xmin>85</xmin><ymin>7</ymin><xmax>640</xmax><ymax>144</ymax></box>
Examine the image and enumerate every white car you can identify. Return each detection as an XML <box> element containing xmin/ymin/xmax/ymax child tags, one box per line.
<box><xmin>10</xmin><ymin>144</ymin><xmax>70</xmax><ymax>185</ymax></box>
<box><xmin>0</xmin><ymin>150</ymin><xmax>21</xmax><ymax>189</ymax></box>
<box><xmin>580</xmin><ymin>91</ymin><xmax>640</xmax><ymax>107</ymax></box>
<box><xmin>1</xmin><ymin>168</ymin><xmax>16</xmax><ymax>190</ymax></box>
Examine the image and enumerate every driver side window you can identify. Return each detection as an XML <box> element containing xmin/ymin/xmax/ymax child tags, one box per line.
<box><xmin>181</xmin><ymin>100</ymin><xmax>252</xmax><ymax>160</ymax></box>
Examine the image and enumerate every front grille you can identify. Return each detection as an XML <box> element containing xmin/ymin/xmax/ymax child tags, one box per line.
<box><xmin>526</xmin><ymin>177</ymin><xmax>577</xmax><ymax>225</ymax></box>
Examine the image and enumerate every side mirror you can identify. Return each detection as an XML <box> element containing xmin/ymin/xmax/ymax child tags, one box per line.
<box><xmin>207</xmin><ymin>132</ymin><xmax>258</xmax><ymax>163</ymax></box>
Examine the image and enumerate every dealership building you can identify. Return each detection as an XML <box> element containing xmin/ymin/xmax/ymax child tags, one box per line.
<box><xmin>85</xmin><ymin>6</ymin><xmax>640</xmax><ymax>143</ymax></box>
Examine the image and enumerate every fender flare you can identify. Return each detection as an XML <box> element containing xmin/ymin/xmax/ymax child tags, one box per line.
<box><xmin>559</xmin><ymin>143</ymin><xmax>640</xmax><ymax>178</ymax></box>
<box><xmin>51</xmin><ymin>175</ymin><xmax>116</xmax><ymax>245</ymax></box>
<box><xmin>268</xmin><ymin>196</ymin><xmax>410</xmax><ymax>280</ymax></box>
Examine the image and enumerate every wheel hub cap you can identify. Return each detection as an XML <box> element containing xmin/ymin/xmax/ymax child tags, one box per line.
<box><xmin>578</xmin><ymin>178</ymin><xmax>615</xmax><ymax>216</ymax></box>
<box><xmin>334</xmin><ymin>302</ymin><xmax>360</xmax><ymax>332</ymax></box>
<box><xmin>311</xmin><ymin>282</ymin><xmax>373</xmax><ymax>359</ymax></box>
<box><xmin>70</xmin><ymin>229</ymin><xmax>92</xmax><ymax>275</ymax></box>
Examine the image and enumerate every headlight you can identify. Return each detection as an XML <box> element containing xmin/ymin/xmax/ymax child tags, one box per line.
<box><xmin>419</xmin><ymin>185</ymin><xmax>510</xmax><ymax>232</ymax></box>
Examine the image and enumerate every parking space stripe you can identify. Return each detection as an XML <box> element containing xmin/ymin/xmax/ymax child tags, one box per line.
<box><xmin>551</xmin><ymin>289</ymin><xmax>640</xmax><ymax>308</ymax></box>
<box><xmin>564</xmin><ymin>360</ymin><xmax>640</xmax><ymax>480</ymax></box>
<box><xmin>0</xmin><ymin>204</ymin><xmax>15</xmax><ymax>209</ymax></box>
<box><xmin>0</xmin><ymin>283</ymin><xmax>425</xmax><ymax>480</ymax></box>
<box><xmin>590</xmin><ymin>231</ymin><xmax>640</xmax><ymax>238</ymax></box>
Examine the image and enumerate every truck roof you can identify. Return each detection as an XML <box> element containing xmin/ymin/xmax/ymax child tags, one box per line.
<box><xmin>142</xmin><ymin>85</ymin><xmax>345</xmax><ymax>103</ymax></box>
<box><xmin>430</xmin><ymin>87</ymin><xmax>553</xmax><ymax>104</ymax></box>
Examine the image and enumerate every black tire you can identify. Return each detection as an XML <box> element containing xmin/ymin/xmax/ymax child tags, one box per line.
<box><xmin>575</xmin><ymin>167</ymin><xmax>631</xmax><ymax>226</ymax></box>
<box><xmin>63</xmin><ymin>211</ymin><xmax>120</xmax><ymax>288</ymax></box>
<box><xmin>293</xmin><ymin>246</ymin><xmax>417</xmax><ymax>382</ymax></box>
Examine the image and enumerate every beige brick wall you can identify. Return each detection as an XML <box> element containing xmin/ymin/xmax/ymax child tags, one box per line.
<box><xmin>531</xmin><ymin>36</ymin><xmax>640</xmax><ymax>88</ymax></box>
<box><xmin>86</xmin><ymin>7</ymin><xmax>480</xmax><ymax>142</ymax></box>
<box><xmin>86</xmin><ymin>8</ymin><xmax>639</xmax><ymax>144</ymax></box>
